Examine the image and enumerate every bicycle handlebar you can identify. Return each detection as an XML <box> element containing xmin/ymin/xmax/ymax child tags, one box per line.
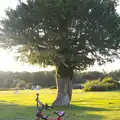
<box><xmin>45</xmin><ymin>103</ymin><xmax>53</xmax><ymax>109</ymax></box>
<box><xmin>38</xmin><ymin>103</ymin><xmax>53</xmax><ymax>112</ymax></box>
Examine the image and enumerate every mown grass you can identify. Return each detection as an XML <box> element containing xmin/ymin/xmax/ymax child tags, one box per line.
<box><xmin>0</xmin><ymin>89</ymin><xmax>120</xmax><ymax>120</ymax></box>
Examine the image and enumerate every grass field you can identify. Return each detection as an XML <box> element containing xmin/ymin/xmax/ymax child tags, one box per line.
<box><xmin>0</xmin><ymin>89</ymin><xmax>120</xmax><ymax>120</ymax></box>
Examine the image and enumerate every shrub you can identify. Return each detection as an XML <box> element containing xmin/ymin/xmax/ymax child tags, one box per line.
<box><xmin>16</xmin><ymin>80</ymin><xmax>26</xmax><ymax>89</ymax></box>
<box><xmin>26</xmin><ymin>83</ymin><xmax>33</xmax><ymax>89</ymax></box>
<box><xmin>102</xmin><ymin>77</ymin><xmax>118</xmax><ymax>84</ymax></box>
<box><xmin>101</xmin><ymin>77</ymin><xmax>120</xmax><ymax>89</ymax></box>
<box><xmin>83</xmin><ymin>77</ymin><xmax>120</xmax><ymax>92</ymax></box>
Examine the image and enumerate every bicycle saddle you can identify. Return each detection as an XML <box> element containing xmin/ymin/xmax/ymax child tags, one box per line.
<box><xmin>54</xmin><ymin>111</ymin><xmax>65</xmax><ymax>117</ymax></box>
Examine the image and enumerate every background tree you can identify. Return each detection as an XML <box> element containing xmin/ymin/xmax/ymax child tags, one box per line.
<box><xmin>16</xmin><ymin>80</ymin><xmax>26</xmax><ymax>89</ymax></box>
<box><xmin>1</xmin><ymin>0</ymin><xmax>120</xmax><ymax>106</ymax></box>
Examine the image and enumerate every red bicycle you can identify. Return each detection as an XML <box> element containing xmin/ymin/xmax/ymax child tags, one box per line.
<box><xmin>35</xmin><ymin>93</ymin><xmax>65</xmax><ymax>120</ymax></box>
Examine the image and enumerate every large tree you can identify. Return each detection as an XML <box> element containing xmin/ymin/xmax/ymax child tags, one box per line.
<box><xmin>1</xmin><ymin>0</ymin><xmax>120</xmax><ymax>106</ymax></box>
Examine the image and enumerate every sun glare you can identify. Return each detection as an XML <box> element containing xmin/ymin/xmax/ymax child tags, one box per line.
<box><xmin>0</xmin><ymin>48</ymin><xmax>55</xmax><ymax>72</ymax></box>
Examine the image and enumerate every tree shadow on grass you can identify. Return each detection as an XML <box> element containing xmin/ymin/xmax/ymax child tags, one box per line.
<box><xmin>54</xmin><ymin>104</ymin><xmax>111</xmax><ymax>111</ymax></box>
<box><xmin>53</xmin><ymin>104</ymin><xmax>111</xmax><ymax>120</ymax></box>
<box><xmin>0</xmin><ymin>101</ymin><xmax>106</xmax><ymax>120</ymax></box>
<box><xmin>70</xmin><ymin>104</ymin><xmax>111</xmax><ymax>111</ymax></box>
<box><xmin>0</xmin><ymin>101</ymin><xmax>36</xmax><ymax>120</ymax></box>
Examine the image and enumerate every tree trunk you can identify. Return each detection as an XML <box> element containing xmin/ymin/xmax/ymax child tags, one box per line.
<box><xmin>52</xmin><ymin>63</ymin><xmax>73</xmax><ymax>106</ymax></box>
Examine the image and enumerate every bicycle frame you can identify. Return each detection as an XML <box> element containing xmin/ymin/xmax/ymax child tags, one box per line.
<box><xmin>40</xmin><ymin>112</ymin><xmax>64</xmax><ymax>120</ymax></box>
<box><xmin>35</xmin><ymin>93</ymin><xmax>65</xmax><ymax>120</ymax></box>
<box><xmin>44</xmin><ymin>118</ymin><xmax>61</xmax><ymax>120</ymax></box>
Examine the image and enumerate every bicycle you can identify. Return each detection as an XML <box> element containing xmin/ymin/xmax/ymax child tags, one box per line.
<box><xmin>35</xmin><ymin>93</ymin><xmax>65</xmax><ymax>120</ymax></box>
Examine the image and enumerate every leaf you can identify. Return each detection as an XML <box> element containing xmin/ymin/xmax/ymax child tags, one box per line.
<box><xmin>0</xmin><ymin>0</ymin><xmax>120</xmax><ymax>70</ymax></box>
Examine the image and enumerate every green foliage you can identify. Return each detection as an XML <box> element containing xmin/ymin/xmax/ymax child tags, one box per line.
<box><xmin>109</xmin><ymin>70</ymin><xmax>120</xmax><ymax>81</ymax></box>
<box><xmin>80</xmin><ymin>71</ymin><xmax>104</xmax><ymax>80</ymax></box>
<box><xmin>102</xmin><ymin>77</ymin><xmax>119</xmax><ymax>84</ymax></box>
<box><xmin>1</xmin><ymin>70</ymin><xmax>120</xmax><ymax>89</ymax></box>
<box><xmin>16</xmin><ymin>80</ymin><xmax>26</xmax><ymax>89</ymax></box>
<box><xmin>0</xmin><ymin>71</ymin><xmax>57</xmax><ymax>88</ymax></box>
<box><xmin>83</xmin><ymin>77</ymin><xmax>120</xmax><ymax>91</ymax></box>
<box><xmin>25</xmin><ymin>82</ymin><xmax>33</xmax><ymax>89</ymax></box>
<box><xmin>1</xmin><ymin>0</ymin><xmax>120</xmax><ymax>72</ymax></box>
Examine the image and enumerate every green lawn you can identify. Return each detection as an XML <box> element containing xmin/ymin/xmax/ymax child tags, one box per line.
<box><xmin>0</xmin><ymin>89</ymin><xmax>120</xmax><ymax>120</ymax></box>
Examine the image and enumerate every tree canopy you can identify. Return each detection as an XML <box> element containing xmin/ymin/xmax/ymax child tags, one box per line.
<box><xmin>1</xmin><ymin>0</ymin><xmax>120</xmax><ymax>71</ymax></box>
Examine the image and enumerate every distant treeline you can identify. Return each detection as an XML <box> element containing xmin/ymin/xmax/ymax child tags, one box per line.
<box><xmin>0</xmin><ymin>70</ymin><xmax>120</xmax><ymax>88</ymax></box>
<box><xmin>0</xmin><ymin>71</ymin><xmax>56</xmax><ymax>88</ymax></box>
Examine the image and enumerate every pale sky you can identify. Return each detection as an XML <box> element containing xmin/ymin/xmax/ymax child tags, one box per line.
<box><xmin>0</xmin><ymin>0</ymin><xmax>120</xmax><ymax>72</ymax></box>
<box><xmin>0</xmin><ymin>48</ymin><xmax>55</xmax><ymax>72</ymax></box>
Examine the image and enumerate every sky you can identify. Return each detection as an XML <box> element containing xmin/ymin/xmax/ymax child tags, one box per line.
<box><xmin>0</xmin><ymin>48</ymin><xmax>55</xmax><ymax>72</ymax></box>
<box><xmin>0</xmin><ymin>0</ymin><xmax>120</xmax><ymax>72</ymax></box>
